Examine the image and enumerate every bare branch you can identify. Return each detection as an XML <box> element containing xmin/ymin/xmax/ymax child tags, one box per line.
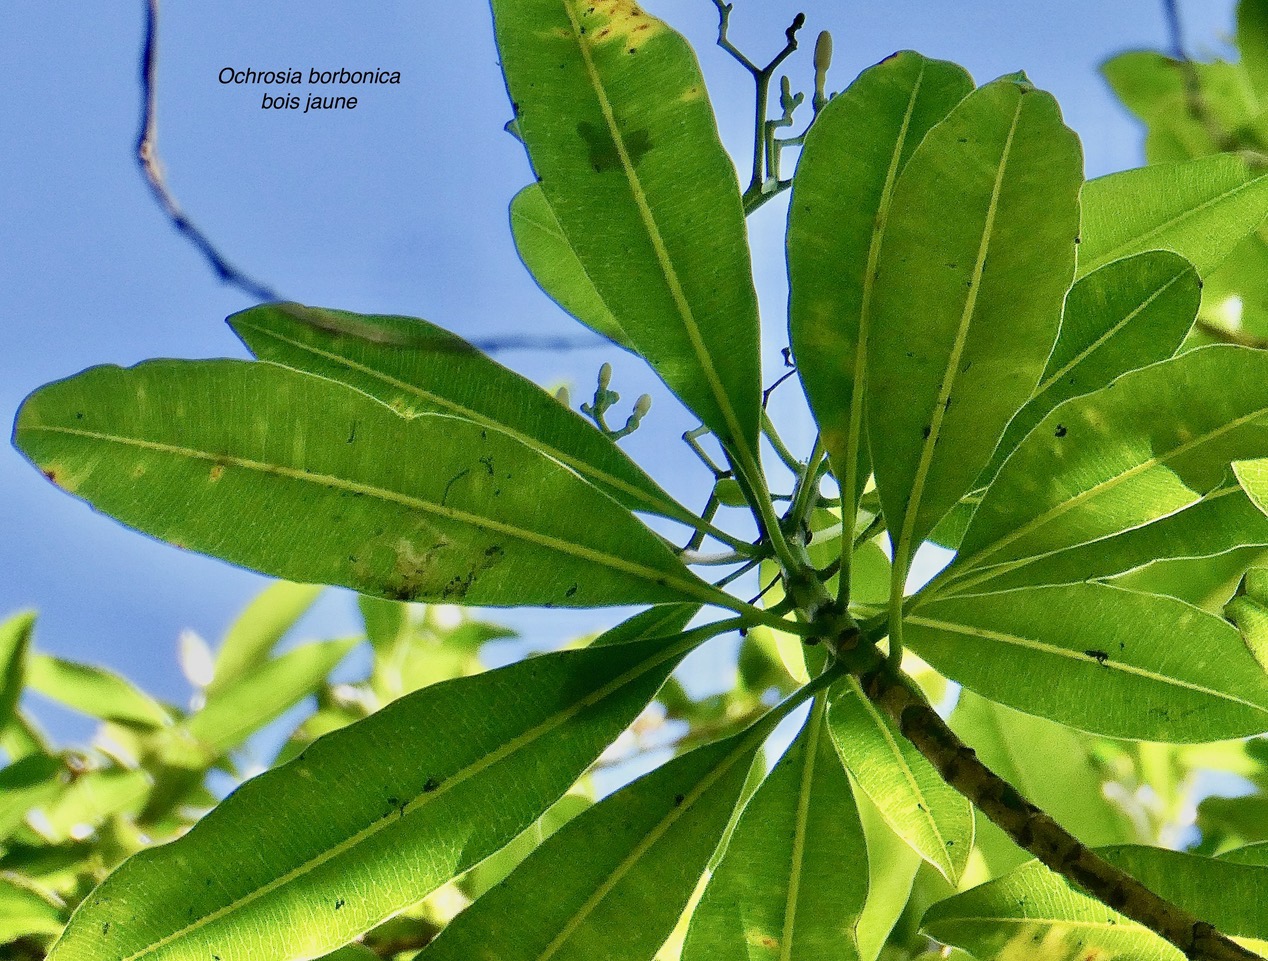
<box><xmin>136</xmin><ymin>0</ymin><xmax>280</xmax><ymax>302</ymax></box>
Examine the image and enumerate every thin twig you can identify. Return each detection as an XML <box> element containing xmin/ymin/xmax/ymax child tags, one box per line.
<box><xmin>1195</xmin><ymin>317</ymin><xmax>1268</xmax><ymax>350</ymax></box>
<box><xmin>136</xmin><ymin>0</ymin><xmax>279</xmax><ymax>303</ymax></box>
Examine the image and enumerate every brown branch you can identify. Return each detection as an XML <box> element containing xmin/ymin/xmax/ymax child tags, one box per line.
<box><xmin>1195</xmin><ymin>318</ymin><xmax>1268</xmax><ymax>350</ymax></box>
<box><xmin>853</xmin><ymin>653</ymin><xmax>1260</xmax><ymax>961</ymax></box>
<box><xmin>136</xmin><ymin>0</ymin><xmax>280</xmax><ymax>302</ymax></box>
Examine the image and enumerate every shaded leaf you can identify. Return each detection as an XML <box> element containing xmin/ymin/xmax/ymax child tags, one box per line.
<box><xmin>230</xmin><ymin>304</ymin><xmax>689</xmax><ymax>524</ymax></box>
<box><xmin>682</xmin><ymin>700</ymin><xmax>869</xmax><ymax>961</ymax></box>
<box><xmin>47</xmin><ymin>632</ymin><xmax>698</xmax><ymax>961</ymax></box>
<box><xmin>0</xmin><ymin>873</ymin><xmax>65</xmax><ymax>943</ymax></box>
<box><xmin>0</xmin><ymin>755</ymin><xmax>65</xmax><ymax>844</ymax></box>
<box><xmin>907</xmin><ymin>583</ymin><xmax>1268</xmax><ymax>741</ymax></box>
<box><xmin>788</xmin><ymin>51</ymin><xmax>972</xmax><ymax>508</ymax></box>
<box><xmin>15</xmin><ymin>360</ymin><xmax>714</xmax><ymax>609</ymax></box>
<box><xmin>509</xmin><ymin>185</ymin><xmax>631</xmax><ymax>349</ymax></box>
<box><xmin>827</xmin><ymin>676</ymin><xmax>972</xmax><ymax>883</ymax></box>
<box><xmin>491</xmin><ymin>0</ymin><xmax>761</xmax><ymax>454</ymax></box>
<box><xmin>867</xmin><ymin>75</ymin><xmax>1081</xmax><ymax>576</ymax></box>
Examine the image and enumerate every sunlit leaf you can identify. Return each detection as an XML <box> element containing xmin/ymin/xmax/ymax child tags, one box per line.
<box><xmin>490</xmin><ymin>0</ymin><xmax>762</xmax><ymax>456</ymax></box>
<box><xmin>683</xmin><ymin>700</ymin><xmax>869</xmax><ymax>961</ymax></box>
<box><xmin>229</xmin><ymin>304</ymin><xmax>690</xmax><ymax>525</ymax></box>
<box><xmin>14</xmin><ymin>360</ymin><xmax>715</xmax><ymax>609</ymax></box>
<box><xmin>788</xmin><ymin>50</ymin><xmax>972</xmax><ymax>508</ymax></box>
<box><xmin>827</xmin><ymin>676</ymin><xmax>972</xmax><ymax>883</ymax></box>
<box><xmin>210</xmin><ymin>581</ymin><xmax>323</xmax><ymax>695</ymax></box>
<box><xmin>867</xmin><ymin>74</ymin><xmax>1081</xmax><ymax>578</ymax></box>
<box><xmin>27</xmin><ymin>655</ymin><xmax>170</xmax><ymax>730</ymax></box>
<box><xmin>47</xmin><ymin>632</ymin><xmax>698</xmax><ymax>961</ymax></box>
<box><xmin>0</xmin><ymin>612</ymin><xmax>34</xmax><ymax>735</ymax></box>
<box><xmin>907</xmin><ymin>583</ymin><xmax>1268</xmax><ymax>741</ymax></box>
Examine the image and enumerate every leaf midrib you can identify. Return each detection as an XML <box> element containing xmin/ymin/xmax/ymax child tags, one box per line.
<box><xmin>779</xmin><ymin>701</ymin><xmax>824</xmax><ymax>961</ymax></box>
<box><xmin>906</xmin><ymin>613</ymin><xmax>1268</xmax><ymax>715</ymax></box>
<box><xmin>892</xmin><ymin>94</ymin><xmax>1024</xmax><ymax>577</ymax></box>
<box><xmin>236</xmin><ymin>319</ymin><xmax>667</xmax><ymax>517</ymax></box>
<box><xmin>104</xmin><ymin>636</ymin><xmax>698</xmax><ymax>961</ymax></box>
<box><xmin>25</xmin><ymin>423</ymin><xmax>714</xmax><ymax>606</ymax></box>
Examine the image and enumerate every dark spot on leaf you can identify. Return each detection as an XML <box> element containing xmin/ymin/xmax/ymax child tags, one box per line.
<box><xmin>922</xmin><ymin>425</ymin><xmax>931</xmax><ymax>439</ymax></box>
<box><xmin>1085</xmin><ymin>649</ymin><xmax>1109</xmax><ymax>665</ymax></box>
<box><xmin>424</xmin><ymin>777</ymin><xmax>440</xmax><ymax>792</ymax></box>
<box><xmin>577</xmin><ymin>120</ymin><xmax>652</xmax><ymax>173</ymax></box>
<box><xmin>673</xmin><ymin>793</ymin><xmax>685</xmax><ymax>806</ymax></box>
<box><xmin>479</xmin><ymin>455</ymin><xmax>495</xmax><ymax>476</ymax></box>
<box><xmin>1055</xmin><ymin>424</ymin><xmax>1067</xmax><ymax>438</ymax></box>
<box><xmin>102</xmin><ymin>922</ymin><xmax>110</xmax><ymax>936</ymax></box>
<box><xmin>565</xmin><ymin>584</ymin><xmax>579</xmax><ymax>597</ymax></box>
<box><xmin>335</xmin><ymin>898</ymin><xmax>345</xmax><ymax>910</ymax></box>
<box><xmin>42</xmin><ymin>469</ymin><xmax>57</xmax><ymax>484</ymax></box>
<box><xmin>75</xmin><ymin>411</ymin><xmax>84</xmax><ymax>419</ymax></box>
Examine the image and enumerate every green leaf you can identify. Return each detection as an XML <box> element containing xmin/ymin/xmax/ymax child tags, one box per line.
<box><xmin>39</xmin><ymin>768</ymin><xmax>152</xmax><ymax>843</ymax></box>
<box><xmin>490</xmin><ymin>0</ymin><xmax>761</xmax><ymax>455</ymax></box>
<box><xmin>941</xmin><ymin>346</ymin><xmax>1268</xmax><ymax>594</ymax></box>
<box><xmin>1226</xmin><ymin>566</ymin><xmax>1268</xmax><ymax>669</ymax></box>
<box><xmin>968</xmin><ymin>478</ymin><xmax>1268</xmax><ymax>593</ymax></box>
<box><xmin>47</xmin><ymin>632</ymin><xmax>697</xmax><ymax>961</ymax></box>
<box><xmin>0</xmin><ymin>873</ymin><xmax>65</xmax><ymax>943</ymax></box>
<box><xmin>788</xmin><ymin>50</ymin><xmax>972</xmax><ymax>508</ymax></box>
<box><xmin>948</xmin><ymin>691</ymin><xmax>1135</xmax><ymax>874</ymax></box>
<box><xmin>422</xmin><ymin>711</ymin><xmax>774</xmax><ymax>961</ymax></box>
<box><xmin>826</xmin><ymin>676</ymin><xmax>973</xmax><ymax>884</ymax></box>
<box><xmin>0</xmin><ymin>612</ymin><xmax>34</xmax><ymax>735</ymax></box>
<box><xmin>1078</xmin><ymin>154</ymin><xmax>1268</xmax><ymax>279</ymax></box>
<box><xmin>210</xmin><ymin>581</ymin><xmax>322</xmax><ymax>695</ymax></box>
<box><xmin>229</xmin><ymin>304</ymin><xmax>690</xmax><ymax>526</ymax></box>
<box><xmin>184</xmin><ymin>639</ymin><xmax>356</xmax><ymax>756</ymax></box>
<box><xmin>26</xmin><ymin>655</ymin><xmax>170</xmax><ymax>729</ymax></box>
<box><xmin>358</xmin><ymin>595</ymin><xmax>406</xmax><ymax>654</ymax></box>
<box><xmin>682</xmin><ymin>700</ymin><xmax>869</xmax><ymax>961</ymax></box>
<box><xmin>0</xmin><ymin>755</ymin><xmax>65</xmax><ymax>843</ymax></box>
<box><xmin>1241</xmin><ymin>0</ymin><xmax>1268</xmax><ymax>99</ymax></box>
<box><xmin>509</xmin><ymin>185</ymin><xmax>631</xmax><ymax>350</ymax></box>
<box><xmin>867</xmin><ymin>75</ymin><xmax>1081</xmax><ymax>576</ymax></box>
<box><xmin>980</xmin><ymin>251</ymin><xmax>1201</xmax><ymax>487</ymax></box>
<box><xmin>855</xmin><ymin>791</ymin><xmax>923</xmax><ymax>961</ymax></box>
<box><xmin>15</xmin><ymin>359</ymin><xmax>715</xmax><ymax>609</ymax></box>
<box><xmin>1109</xmin><ymin>544</ymin><xmax>1268</xmax><ymax>613</ymax></box>
<box><xmin>924</xmin><ymin>846</ymin><xmax>1268</xmax><ymax>961</ymax></box>
<box><xmin>906</xmin><ymin>583</ymin><xmax>1268</xmax><ymax>741</ymax></box>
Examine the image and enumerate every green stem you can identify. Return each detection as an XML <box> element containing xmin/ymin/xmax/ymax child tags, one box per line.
<box><xmin>786</xmin><ymin>434</ymin><xmax>826</xmax><ymax>538</ymax></box>
<box><xmin>762</xmin><ymin>411</ymin><xmax>801</xmax><ymax>473</ymax></box>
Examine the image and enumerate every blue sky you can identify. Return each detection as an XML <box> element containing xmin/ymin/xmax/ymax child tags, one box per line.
<box><xmin>1</xmin><ymin>1</ymin><xmax>1239</xmax><ymax>735</ymax></box>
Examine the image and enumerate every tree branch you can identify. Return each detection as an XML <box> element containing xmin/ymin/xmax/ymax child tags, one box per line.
<box><xmin>849</xmin><ymin>647</ymin><xmax>1261</xmax><ymax>961</ymax></box>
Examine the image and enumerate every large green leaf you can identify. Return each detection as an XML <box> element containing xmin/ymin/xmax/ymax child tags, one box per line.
<box><xmin>826</xmin><ymin>676</ymin><xmax>972</xmax><ymax>884</ymax></box>
<box><xmin>967</xmin><ymin>479</ymin><xmax>1268</xmax><ymax>594</ymax></box>
<box><xmin>0</xmin><ymin>612</ymin><xmax>34</xmax><ymax>734</ymax></box>
<box><xmin>867</xmin><ymin>75</ymin><xmax>1081</xmax><ymax>579</ymax></box>
<box><xmin>210</xmin><ymin>581</ymin><xmax>323</xmax><ymax>695</ymax></box>
<box><xmin>509</xmin><ymin>185</ymin><xmax>631</xmax><ymax>350</ymax></box>
<box><xmin>26</xmin><ymin>655</ymin><xmax>171</xmax><ymax>729</ymax></box>
<box><xmin>980</xmin><ymin>251</ymin><xmax>1200</xmax><ymax>487</ymax></box>
<box><xmin>1078</xmin><ymin>154</ymin><xmax>1268</xmax><ymax>279</ymax></box>
<box><xmin>906</xmin><ymin>583</ymin><xmax>1268</xmax><ymax>741</ymax></box>
<box><xmin>183</xmin><ymin>639</ymin><xmax>356</xmax><ymax>756</ymax></box>
<box><xmin>682</xmin><ymin>700</ymin><xmax>869</xmax><ymax>961</ymax></box>
<box><xmin>490</xmin><ymin>0</ymin><xmax>761</xmax><ymax>455</ymax></box>
<box><xmin>14</xmin><ymin>360</ymin><xmax>716</xmax><ymax>609</ymax></box>
<box><xmin>788</xmin><ymin>50</ymin><xmax>972</xmax><ymax>509</ymax></box>
<box><xmin>422</xmin><ymin>710</ymin><xmax>774</xmax><ymax>961</ymax></box>
<box><xmin>229</xmin><ymin>304</ymin><xmax>689</xmax><ymax>525</ymax></box>
<box><xmin>46</xmin><ymin>631</ymin><xmax>698</xmax><ymax>961</ymax></box>
<box><xmin>940</xmin><ymin>346</ymin><xmax>1268</xmax><ymax>594</ymax></box>
<box><xmin>923</xmin><ymin>846</ymin><xmax>1268</xmax><ymax>961</ymax></box>
<box><xmin>855</xmin><ymin>792</ymin><xmax>923</xmax><ymax>961</ymax></box>
<box><xmin>949</xmin><ymin>691</ymin><xmax>1135</xmax><ymax>874</ymax></box>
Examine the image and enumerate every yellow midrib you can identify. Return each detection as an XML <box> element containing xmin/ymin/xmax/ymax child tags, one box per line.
<box><xmin>560</xmin><ymin>0</ymin><xmax>756</xmax><ymax>464</ymax></box>
<box><xmin>25</xmin><ymin>423</ymin><xmax>714</xmax><ymax>606</ymax></box>
<box><xmin>779</xmin><ymin>700</ymin><xmax>824</xmax><ymax>961</ymax></box>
